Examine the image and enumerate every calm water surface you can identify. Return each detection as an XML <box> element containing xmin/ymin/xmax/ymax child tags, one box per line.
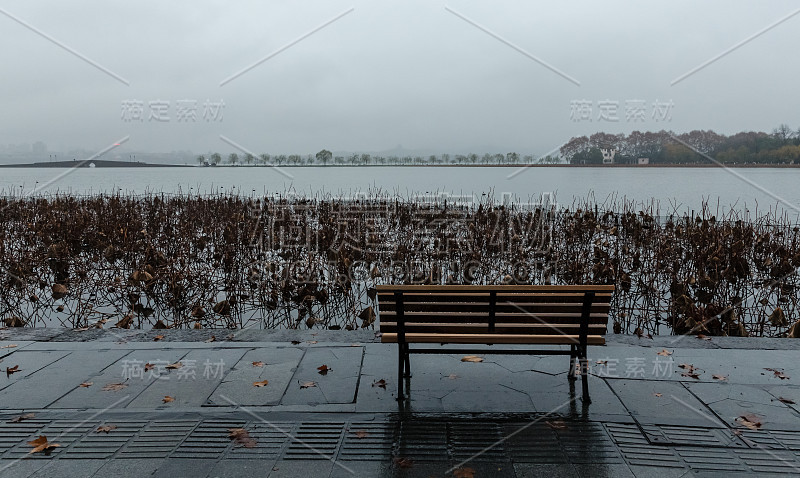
<box><xmin>2</xmin><ymin>166</ymin><xmax>799</xmax><ymax>218</ymax></box>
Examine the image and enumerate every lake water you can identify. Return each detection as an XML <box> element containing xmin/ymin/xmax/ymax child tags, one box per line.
<box><xmin>2</xmin><ymin>166</ymin><xmax>800</xmax><ymax>218</ymax></box>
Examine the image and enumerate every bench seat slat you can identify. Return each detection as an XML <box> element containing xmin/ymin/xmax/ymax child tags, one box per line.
<box><xmin>377</xmin><ymin>293</ymin><xmax>613</xmax><ymax>303</ymax></box>
<box><xmin>380</xmin><ymin>322</ymin><xmax>607</xmax><ymax>334</ymax></box>
<box><xmin>381</xmin><ymin>333</ymin><xmax>606</xmax><ymax>345</ymax></box>
<box><xmin>377</xmin><ymin>302</ymin><xmax>611</xmax><ymax>314</ymax></box>
<box><xmin>378</xmin><ymin>311</ymin><xmax>609</xmax><ymax>323</ymax></box>
<box><xmin>376</xmin><ymin>285</ymin><xmax>615</xmax><ymax>292</ymax></box>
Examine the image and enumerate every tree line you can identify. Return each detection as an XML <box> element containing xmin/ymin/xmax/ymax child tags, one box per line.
<box><xmin>195</xmin><ymin>150</ymin><xmax>560</xmax><ymax>167</ymax></box>
<box><xmin>561</xmin><ymin>124</ymin><xmax>800</xmax><ymax>165</ymax></box>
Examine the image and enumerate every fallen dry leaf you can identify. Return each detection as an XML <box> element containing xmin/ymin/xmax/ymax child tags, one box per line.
<box><xmin>253</xmin><ymin>380</ymin><xmax>269</xmax><ymax>387</ymax></box>
<box><xmin>153</xmin><ymin>335</ymin><xmax>165</xmax><ymax>341</ymax></box>
<box><xmin>778</xmin><ymin>397</ymin><xmax>796</xmax><ymax>404</ymax></box>
<box><xmin>306</xmin><ymin>340</ymin><xmax>318</xmax><ymax>344</ymax></box>
<box><xmin>765</xmin><ymin>368</ymin><xmax>790</xmax><ymax>380</ymax></box>
<box><xmin>291</xmin><ymin>340</ymin><xmax>301</xmax><ymax>345</ymax></box>
<box><xmin>27</xmin><ymin>435</ymin><xmax>60</xmax><ymax>455</ymax></box>
<box><xmin>102</xmin><ymin>382</ymin><xmax>128</xmax><ymax>392</ymax></box>
<box><xmin>300</xmin><ymin>381</ymin><xmax>317</xmax><ymax>389</ymax></box>
<box><xmin>696</xmin><ymin>334</ymin><xmax>712</xmax><ymax>341</ymax></box>
<box><xmin>372</xmin><ymin>379</ymin><xmax>387</xmax><ymax>389</ymax></box>
<box><xmin>79</xmin><ymin>382</ymin><xmax>93</xmax><ymax>388</ymax></box>
<box><xmin>654</xmin><ymin>393</ymin><xmax>663</xmax><ymax>397</ymax></box>
<box><xmin>165</xmin><ymin>362</ymin><xmax>182</xmax><ymax>370</ymax></box>
<box><xmin>252</xmin><ymin>361</ymin><xmax>264</xmax><ymax>367</ymax></box>
<box><xmin>317</xmin><ymin>364</ymin><xmax>331</xmax><ymax>375</ymax></box>
<box><xmin>96</xmin><ymin>425</ymin><xmax>117</xmax><ymax>433</ymax></box>
<box><xmin>354</xmin><ymin>430</ymin><xmax>370</xmax><ymax>439</ymax></box>
<box><xmin>228</xmin><ymin>428</ymin><xmax>257</xmax><ymax>448</ymax></box>
<box><xmin>0</xmin><ymin>344</ymin><xmax>18</xmax><ymax>349</ymax></box>
<box><xmin>162</xmin><ymin>396</ymin><xmax>175</xmax><ymax>403</ymax></box>
<box><xmin>205</xmin><ymin>335</ymin><xmax>216</xmax><ymax>343</ymax></box>
<box><xmin>447</xmin><ymin>373</ymin><xmax>459</xmax><ymax>380</ymax></box>
<box><xmin>9</xmin><ymin>413</ymin><xmax>35</xmax><ymax>423</ymax></box>
<box><xmin>712</xmin><ymin>374</ymin><xmax>728</xmax><ymax>381</ymax></box>
<box><xmin>6</xmin><ymin>365</ymin><xmax>21</xmax><ymax>376</ymax></box>
<box><xmin>736</xmin><ymin>413</ymin><xmax>763</xmax><ymax>430</ymax></box>
<box><xmin>392</xmin><ymin>457</ymin><xmax>414</xmax><ymax>469</ymax></box>
<box><xmin>461</xmin><ymin>355</ymin><xmax>483</xmax><ymax>363</ymax></box>
<box><xmin>595</xmin><ymin>360</ymin><xmax>608</xmax><ymax>365</ymax></box>
<box><xmin>546</xmin><ymin>420</ymin><xmax>568</xmax><ymax>430</ymax></box>
<box><xmin>657</xmin><ymin>349</ymin><xmax>673</xmax><ymax>356</ymax></box>
<box><xmin>453</xmin><ymin>467</ymin><xmax>476</xmax><ymax>478</ymax></box>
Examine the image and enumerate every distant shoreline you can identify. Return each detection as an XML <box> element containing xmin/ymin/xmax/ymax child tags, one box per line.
<box><xmin>0</xmin><ymin>159</ymin><xmax>189</xmax><ymax>168</ymax></box>
<box><xmin>1</xmin><ymin>161</ymin><xmax>798</xmax><ymax>169</ymax></box>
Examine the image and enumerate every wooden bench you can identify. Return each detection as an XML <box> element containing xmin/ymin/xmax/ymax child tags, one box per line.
<box><xmin>377</xmin><ymin>284</ymin><xmax>614</xmax><ymax>403</ymax></box>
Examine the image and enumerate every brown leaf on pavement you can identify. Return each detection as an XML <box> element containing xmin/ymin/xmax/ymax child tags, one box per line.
<box><xmin>736</xmin><ymin>414</ymin><xmax>763</xmax><ymax>430</ymax></box>
<box><xmin>653</xmin><ymin>393</ymin><xmax>663</xmax><ymax>397</ymax></box>
<box><xmin>79</xmin><ymin>382</ymin><xmax>93</xmax><ymax>388</ymax></box>
<box><xmin>144</xmin><ymin>363</ymin><xmax>155</xmax><ymax>372</ymax></box>
<box><xmin>448</xmin><ymin>373</ymin><xmax>459</xmax><ymax>380</ymax></box>
<box><xmin>253</xmin><ymin>380</ymin><xmax>269</xmax><ymax>387</ymax></box>
<box><xmin>372</xmin><ymin>379</ymin><xmax>387</xmax><ymax>389</ymax></box>
<box><xmin>27</xmin><ymin>435</ymin><xmax>60</xmax><ymax>455</ymax></box>
<box><xmin>778</xmin><ymin>397</ymin><xmax>796</xmax><ymax>404</ymax></box>
<box><xmin>252</xmin><ymin>361</ymin><xmax>264</xmax><ymax>367</ymax></box>
<box><xmin>392</xmin><ymin>457</ymin><xmax>414</xmax><ymax>469</ymax></box>
<box><xmin>228</xmin><ymin>428</ymin><xmax>257</xmax><ymax>448</ymax></box>
<box><xmin>102</xmin><ymin>382</ymin><xmax>128</xmax><ymax>392</ymax></box>
<box><xmin>546</xmin><ymin>420</ymin><xmax>568</xmax><ymax>430</ymax></box>
<box><xmin>165</xmin><ymin>362</ymin><xmax>182</xmax><ymax>370</ymax></box>
<box><xmin>317</xmin><ymin>364</ymin><xmax>331</xmax><ymax>375</ymax></box>
<box><xmin>657</xmin><ymin>349</ymin><xmax>672</xmax><ymax>356</ymax></box>
<box><xmin>300</xmin><ymin>381</ymin><xmax>317</xmax><ymax>389</ymax></box>
<box><xmin>696</xmin><ymin>334</ymin><xmax>712</xmax><ymax>341</ymax></box>
<box><xmin>454</xmin><ymin>467</ymin><xmax>476</xmax><ymax>478</ymax></box>
<box><xmin>6</xmin><ymin>365</ymin><xmax>21</xmax><ymax>376</ymax></box>
<box><xmin>461</xmin><ymin>355</ymin><xmax>483</xmax><ymax>363</ymax></box>
<box><xmin>765</xmin><ymin>368</ymin><xmax>790</xmax><ymax>380</ymax></box>
<box><xmin>96</xmin><ymin>425</ymin><xmax>117</xmax><ymax>433</ymax></box>
<box><xmin>712</xmin><ymin>374</ymin><xmax>728</xmax><ymax>381</ymax></box>
<box><xmin>153</xmin><ymin>335</ymin><xmax>165</xmax><ymax>341</ymax></box>
<box><xmin>162</xmin><ymin>396</ymin><xmax>175</xmax><ymax>403</ymax></box>
<box><xmin>9</xmin><ymin>413</ymin><xmax>35</xmax><ymax>423</ymax></box>
<box><xmin>205</xmin><ymin>335</ymin><xmax>216</xmax><ymax>343</ymax></box>
<box><xmin>0</xmin><ymin>344</ymin><xmax>18</xmax><ymax>349</ymax></box>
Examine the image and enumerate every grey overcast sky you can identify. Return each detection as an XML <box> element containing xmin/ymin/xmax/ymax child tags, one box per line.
<box><xmin>1</xmin><ymin>0</ymin><xmax>798</xmax><ymax>157</ymax></box>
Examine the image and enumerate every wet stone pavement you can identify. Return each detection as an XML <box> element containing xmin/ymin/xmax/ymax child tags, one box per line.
<box><xmin>0</xmin><ymin>328</ymin><xmax>799</xmax><ymax>477</ymax></box>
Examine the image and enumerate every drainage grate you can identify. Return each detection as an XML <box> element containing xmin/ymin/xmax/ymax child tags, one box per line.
<box><xmin>284</xmin><ymin>422</ymin><xmax>344</xmax><ymax>460</ymax></box>
<box><xmin>450</xmin><ymin>421</ymin><xmax>508</xmax><ymax>463</ymax></box>
<box><xmin>394</xmin><ymin>419</ymin><xmax>448</xmax><ymax>462</ymax></box>
<box><xmin>675</xmin><ymin>448</ymin><xmax>748</xmax><ymax>472</ymax></box>
<box><xmin>5</xmin><ymin>420</ymin><xmax>97</xmax><ymax>460</ymax></box>
<box><xmin>340</xmin><ymin>421</ymin><xmax>394</xmax><ymax>461</ymax></box>
<box><xmin>118</xmin><ymin>420</ymin><xmax>196</xmax><ymax>458</ymax></box>
<box><xmin>68</xmin><ymin>421</ymin><xmax>145</xmax><ymax>459</ymax></box>
<box><xmin>734</xmin><ymin>449</ymin><xmax>800</xmax><ymax>474</ymax></box>
<box><xmin>173</xmin><ymin>420</ymin><xmax>246</xmax><ymax>459</ymax></box>
<box><xmin>641</xmin><ymin>424</ymin><xmax>747</xmax><ymax>448</ymax></box>
<box><xmin>227</xmin><ymin>422</ymin><xmax>292</xmax><ymax>459</ymax></box>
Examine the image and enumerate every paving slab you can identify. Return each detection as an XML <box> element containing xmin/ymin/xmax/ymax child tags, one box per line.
<box><xmin>0</xmin><ymin>350</ymin><xmax>70</xmax><ymax>392</ymax></box>
<box><xmin>207</xmin><ymin>347</ymin><xmax>304</xmax><ymax>406</ymax></box>
<box><xmin>0</xmin><ymin>349</ymin><xmax>130</xmax><ymax>408</ymax></box>
<box><xmin>48</xmin><ymin>348</ymin><xmax>189</xmax><ymax>409</ymax></box>
<box><xmin>606</xmin><ymin>379</ymin><xmax>721</xmax><ymax>427</ymax></box>
<box><xmin>127</xmin><ymin>347</ymin><xmax>249</xmax><ymax>408</ymax></box>
<box><xmin>280</xmin><ymin>346</ymin><xmax>363</xmax><ymax>406</ymax></box>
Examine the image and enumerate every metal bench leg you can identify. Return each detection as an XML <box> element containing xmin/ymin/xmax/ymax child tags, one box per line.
<box><xmin>580</xmin><ymin>355</ymin><xmax>591</xmax><ymax>404</ymax></box>
<box><xmin>397</xmin><ymin>344</ymin><xmax>405</xmax><ymax>402</ymax></box>
<box><xmin>568</xmin><ymin>345</ymin><xmax>577</xmax><ymax>381</ymax></box>
<box><xmin>403</xmin><ymin>344</ymin><xmax>411</xmax><ymax>378</ymax></box>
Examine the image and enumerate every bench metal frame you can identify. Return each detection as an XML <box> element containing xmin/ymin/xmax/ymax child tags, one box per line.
<box><xmin>386</xmin><ymin>289</ymin><xmax>601</xmax><ymax>404</ymax></box>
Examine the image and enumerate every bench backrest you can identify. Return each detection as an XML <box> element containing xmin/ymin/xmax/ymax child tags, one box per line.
<box><xmin>377</xmin><ymin>285</ymin><xmax>614</xmax><ymax>345</ymax></box>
